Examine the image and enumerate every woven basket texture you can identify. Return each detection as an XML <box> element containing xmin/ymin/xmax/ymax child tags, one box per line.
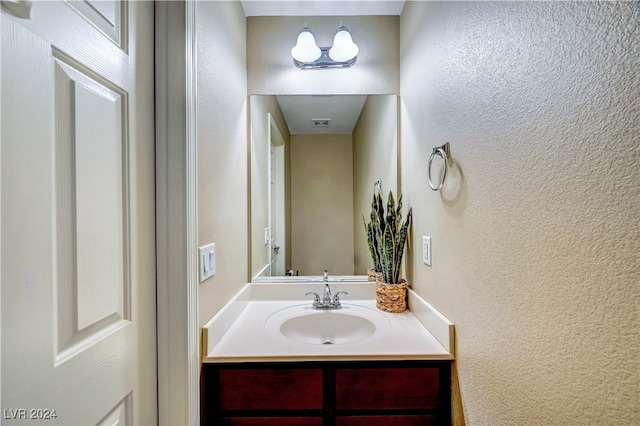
<box><xmin>367</xmin><ymin>268</ymin><xmax>383</xmax><ymax>282</ymax></box>
<box><xmin>375</xmin><ymin>279</ymin><xmax>408</xmax><ymax>313</ymax></box>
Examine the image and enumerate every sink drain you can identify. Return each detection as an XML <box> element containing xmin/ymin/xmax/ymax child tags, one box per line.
<box><xmin>322</xmin><ymin>341</ymin><xmax>333</xmax><ymax>345</ymax></box>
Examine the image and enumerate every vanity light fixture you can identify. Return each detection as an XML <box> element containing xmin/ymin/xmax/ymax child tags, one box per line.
<box><xmin>290</xmin><ymin>25</ymin><xmax>322</xmax><ymax>63</ymax></box>
<box><xmin>291</xmin><ymin>21</ymin><xmax>359</xmax><ymax>69</ymax></box>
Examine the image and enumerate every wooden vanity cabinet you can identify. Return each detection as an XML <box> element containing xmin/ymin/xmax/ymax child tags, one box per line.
<box><xmin>201</xmin><ymin>361</ymin><xmax>451</xmax><ymax>425</ymax></box>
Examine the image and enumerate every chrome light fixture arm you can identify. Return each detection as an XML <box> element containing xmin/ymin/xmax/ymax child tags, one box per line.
<box><xmin>293</xmin><ymin>47</ymin><xmax>357</xmax><ymax>70</ymax></box>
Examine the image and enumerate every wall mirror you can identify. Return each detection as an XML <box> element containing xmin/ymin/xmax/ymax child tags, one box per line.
<box><xmin>249</xmin><ymin>94</ymin><xmax>399</xmax><ymax>282</ymax></box>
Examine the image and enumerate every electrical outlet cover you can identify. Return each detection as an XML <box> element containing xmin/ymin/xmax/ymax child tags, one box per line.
<box><xmin>199</xmin><ymin>243</ymin><xmax>216</xmax><ymax>281</ymax></box>
<box><xmin>422</xmin><ymin>236</ymin><xmax>431</xmax><ymax>266</ymax></box>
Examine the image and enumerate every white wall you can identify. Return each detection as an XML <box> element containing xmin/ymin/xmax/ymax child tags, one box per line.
<box><xmin>290</xmin><ymin>134</ymin><xmax>355</xmax><ymax>275</ymax></box>
<box><xmin>400</xmin><ymin>2</ymin><xmax>639</xmax><ymax>424</ymax></box>
<box><xmin>247</xmin><ymin>16</ymin><xmax>399</xmax><ymax>95</ymax></box>
<box><xmin>196</xmin><ymin>1</ymin><xmax>248</xmax><ymax>326</ymax></box>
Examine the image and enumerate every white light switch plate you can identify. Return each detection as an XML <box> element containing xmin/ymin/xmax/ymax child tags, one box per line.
<box><xmin>422</xmin><ymin>236</ymin><xmax>431</xmax><ymax>266</ymax></box>
<box><xmin>264</xmin><ymin>227</ymin><xmax>270</xmax><ymax>245</ymax></box>
<box><xmin>199</xmin><ymin>243</ymin><xmax>216</xmax><ymax>282</ymax></box>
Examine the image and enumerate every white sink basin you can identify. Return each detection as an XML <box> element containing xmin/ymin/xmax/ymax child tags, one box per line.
<box><xmin>265</xmin><ymin>304</ymin><xmax>390</xmax><ymax>345</ymax></box>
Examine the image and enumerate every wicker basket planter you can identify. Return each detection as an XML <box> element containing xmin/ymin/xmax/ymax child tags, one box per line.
<box><xmin>367</xmin><ymin>268</ymin><xmax>382</xmax><ymax>282</ymax></box>
<box><xmin>375</xmin><ymin>278</ymin><xmax>408</xmax><ymax>313</ymax></box>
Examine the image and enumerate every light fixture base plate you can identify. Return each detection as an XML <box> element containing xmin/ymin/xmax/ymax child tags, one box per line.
<box><xmin>293</xmin><ymin>47</ymin><xmax>357</xmax><ymax>70</ymax></box>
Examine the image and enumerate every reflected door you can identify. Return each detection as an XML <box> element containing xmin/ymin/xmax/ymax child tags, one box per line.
<box><xmin>269</xmin><ymin>114</ymin><xmax>286</xmax><ymax>276</ymax></box>
<box><xmin>1</xmin><ymin>2</ymin><xmax>157</xmax><ymax>424</ymax></box>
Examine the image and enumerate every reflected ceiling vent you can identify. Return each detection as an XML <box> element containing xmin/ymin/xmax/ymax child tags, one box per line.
<box><xmin>312</xmin><ymin>118</ymin><xmax>331</xmax><ymax>127</ymax></box>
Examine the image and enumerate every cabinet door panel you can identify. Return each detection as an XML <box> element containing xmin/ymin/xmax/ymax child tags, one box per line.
<box><xmin>222</xmin><ymin>417</ymin><xmax>323</xmax><ymax>426</ymax></box>
<box><xmin>337</xmin><ymin>415</ymin><xmax>438</xmax><ymax>426</ymax></box>
<box><xmin>336</xmin><ymin>368</ymin><xmax>440</xmax><ymax>409</ymax></box>
<box><xmin>218</xmin><ymin>369</ymin><xmax>323</xmax><ymax>410</ymax></box>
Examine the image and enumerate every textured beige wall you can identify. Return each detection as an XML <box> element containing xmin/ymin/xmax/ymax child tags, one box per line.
<box><xmin>249</xmin><ymin>95</ymin><xmax>290</xmax><ymax>279</ymax></box>
<box><xmin>247</xmin><ymin>16</ymin><xmax>399</xmax><ymax>95</ymax></box>
<box><xmin>196</xmin><ymin>2</ymin><xmax>248</xmax><ymax>326</ymax></box>
<box><xmin>290</xmin><ymin>134</ymin><xmax>355</xmax><ymax>275</ymax></box>
<box><xmin>352</xmin><ymin>95</ymin><xmax>399</xmax><ymax>274</ymax></box>
<box><xmin>400</xmin><ymin>1</ymin><xmax>639</xmax><ymax>424</ymax></box>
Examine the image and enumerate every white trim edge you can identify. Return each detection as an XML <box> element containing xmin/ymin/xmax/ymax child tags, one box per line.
<box><xmin>185</xmin><ymin>2</ymin><xmax>199</xmax><ymax>423</ymax></box>
<box><xmin>155</xmin><ymin>1</ymin><xmax>199</xmax><ymax>424</ymax></box>
<box><xmin>202</xmin><ymin>284</ymin><xmax>252</xmax><ymax>358</ymax></box>
<box><xmin>408</xmin><ymin>290</ymin><xmax>455</xmax><ymax>356</ymax></box>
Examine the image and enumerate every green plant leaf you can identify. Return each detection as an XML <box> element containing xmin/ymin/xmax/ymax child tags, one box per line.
<box><xmin>386</xmin><ymin>191</ymin><xmax>397</xmax><ymax>237</ymax></box>
<box><xmin>382</xmin><ymin>222</ymin><xmax>395</xmax><ymax>283</ymax></box>
<box><xmin>396</xmin><ymin>193</ymin><xmax>403</xmax><ymax>229</ymax></box>
<box><xmin>373</xmin><ymin>194</ymin><xmax>385</xmax><ymax>274</ymax></box>
<box><xmin>394</xmin><ymin>207</ymin><xmax>412</xmax><ymax>283</ymax></box>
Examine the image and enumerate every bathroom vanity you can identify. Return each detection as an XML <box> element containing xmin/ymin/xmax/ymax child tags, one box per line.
<box><xmin>201</xmin><ymin>282</ymin><xmax>455</xmax><ymax>425</ymax></box>
<box><xmin>202</xmin><ymin>360</ymin><xmax>451</xmax><ymax>425</ymax></box>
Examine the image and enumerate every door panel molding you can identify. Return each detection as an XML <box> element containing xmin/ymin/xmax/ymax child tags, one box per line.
<box><xmin>53</xmin><ymin>51</ymin><xmax>132</xmax><ymax>362</ymax></box>
<box><xmin>97</xmin><ymin>392</ymin><xmax>132</xmax><ymax>426</ymax></box>
<box><xmin>64</xmin><ymin>0</ymin><xmax>127</xmax><ymax>51</ymax></box>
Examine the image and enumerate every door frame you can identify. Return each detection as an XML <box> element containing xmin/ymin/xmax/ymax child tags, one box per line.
<box><xmin>155</xmin><ymin>2</ymin><xmax>199</xmax><ymax>424</ymax></box>
<box><xmin>268</xmin><ymin>113</ymin><xmax>286</xmax><ymax>276</ymax></box>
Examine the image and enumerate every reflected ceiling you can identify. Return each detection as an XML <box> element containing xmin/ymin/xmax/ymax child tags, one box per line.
<box><xmin>276</xmin><ymin>95</ymin><xmax>367</xmax><ymax>134</ymax></box>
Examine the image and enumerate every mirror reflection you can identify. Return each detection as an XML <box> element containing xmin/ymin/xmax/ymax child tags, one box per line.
<box><xmin>250</xmin><ymin>95</ymin><xmax>399</xmax><ymax>281</ymax></box>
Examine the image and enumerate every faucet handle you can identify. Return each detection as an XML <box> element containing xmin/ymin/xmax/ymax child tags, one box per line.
<box><xmin>305</xmin><ymin>291</ymin><xmax>321</xmax><ymax>306</ymax></box>
<box><xmin>332</xmin><ymin>291</ymin><xmax>348</xmax><ymax>305</ymax></box>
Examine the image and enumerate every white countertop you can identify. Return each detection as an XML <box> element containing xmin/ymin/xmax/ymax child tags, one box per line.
<box><xmin>202</xmin><ymin>282</ymin><xmax>455</xmax><ymax>363</ymax></box>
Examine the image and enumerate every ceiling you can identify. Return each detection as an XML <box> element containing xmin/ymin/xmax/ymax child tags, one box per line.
<box><xmin>243</xmin><ymin>1</ymin><xmax>403</xmax><ymax>134</ymax></box>
<box><xmin>240</xmin><ymin>1</ymin><xmax>405</xmax><ymax>17</ymax></box>
<box><xmin>276</xmin><ymin>95</ymin><xmax>368</xmax><ymax>134</ymax></box>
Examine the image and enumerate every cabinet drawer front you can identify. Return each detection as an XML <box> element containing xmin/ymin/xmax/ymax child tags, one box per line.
<box><xmin>337</xmin><ymin>415</ymin><xmax>438</xmax><ymax>426</ymax></box>
<box><xmin>336</xmin><ymin>368</ymin><xmax>440</xmax><ymax>409</ymax></box>
<box><xmin>218</xmin><ymin>368</ymin><xmax>323</xmax><ymax>410</ymax></box>
<box><xmin>221</xmin><ymin>417</ymin><xmax>323</xmax><ymax>426</ymax></box>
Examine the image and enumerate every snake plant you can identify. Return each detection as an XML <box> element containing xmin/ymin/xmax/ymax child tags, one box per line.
<box><xmin>363</xmin><ymin>192</ymin><xmax>385</xmax><ymax>273</ymax></box>
<box><xmin>372</xmin><ymin>191</ymin><xmax>412</xmax><ymax>285</ymax></box>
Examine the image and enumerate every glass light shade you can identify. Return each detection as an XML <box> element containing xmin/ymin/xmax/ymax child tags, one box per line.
<box><xmin>291</xmin><ymin>28</ymin><xmax>322</xmax><ymax>63</ymax></box>
<box><xmin>328</xmin><ymin>27</ymin><xmax>359</xmax><ymax>62</ymax></box>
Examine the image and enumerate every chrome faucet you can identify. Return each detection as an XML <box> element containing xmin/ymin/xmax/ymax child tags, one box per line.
<box><xmin>322</xmin><ymin>270</ymin><xmax>332</xmax><ymax>304</ymax></box>
<box><xmin>305</xmin><ymin>270</ymin><xmax>348</xmax><ymax>309</ymax></box>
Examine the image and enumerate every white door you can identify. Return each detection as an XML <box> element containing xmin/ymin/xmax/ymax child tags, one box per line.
<box><xmin>268</xmin><ymin>115</ymin><xmax>286</xmax><ymax>276</ymax></box>
<box><xmin>1</xmin><ymin>2</ymin><xmax>157</xmax><ymax>425</ymax></box>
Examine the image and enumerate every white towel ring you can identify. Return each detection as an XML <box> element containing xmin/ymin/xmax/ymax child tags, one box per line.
<box><xmin>428</xmin><ymin>142</ymin><xmax>450</xmax><ymax>191</ymax></box>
